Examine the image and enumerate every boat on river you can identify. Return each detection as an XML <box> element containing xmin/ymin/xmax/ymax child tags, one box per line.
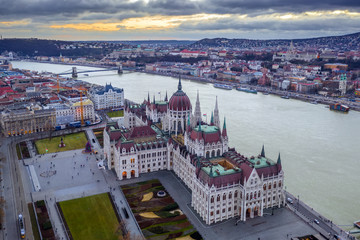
<box><xmin>329</xmin><ymin>103</ymin><xmax>350</xmax><ymax>112</ymax></box>
<box><xmin>213</xmin><ymin>83</ymin><xmax>232</xmax><ymax>90</ymax></box>
<box><xmin>236</xmin><ymin>87</ymin><xmax>257</xmax><ymax>94</ymax></box>
<box><xmin>354</xmin><ymin>220</ymin><xmax>360</xmax><ymax>229</ymax></box>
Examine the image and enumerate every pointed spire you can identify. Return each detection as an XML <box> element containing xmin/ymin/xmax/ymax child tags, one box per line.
<box><xmin>164</xmin><ymin>91</ymin><xmax>168</xmax><ymax>101</ymax></box>
<box><xmin>277</xmin><ymin>152</ymin><xmax>281</xmax><ymax>165</ymax></box>
<box><xmin>214</xmin><ymin>96</ymin><xmax>220</xmax><ymax>128</ymax></box>
<box><xmin>221</xmin><ymin>117</ymin><xmax>227</xmax><ymax>137</ymax></box>
<box><xmin>178</xmin><ymin>75</ymin><xmax>182</xmax><ymax>91</ymax></box>
<box><xmin>261</xmin><ymin>145</ymin><xmax>265</xmax><ymax>158</ymax></box>
<box><xmin>153</xmin><ymin>95</ymin><xmax>155</xmax><ymax>104</ymax></box>
<box><xmin>147</xmin><ymin>92</ymin><xmax>150</xmax><ymax>102</ymax></box>
<box><xmin>194</xmin><ymin>90</ymin><xmax>202</xmax><ymax>123</ymax></box>
<box><xmin>210</xmin><ymin>111</ymin><xmax>214</xmax><ymax>125</ymax></box>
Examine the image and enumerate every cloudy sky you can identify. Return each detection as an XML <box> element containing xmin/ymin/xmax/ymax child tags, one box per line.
<box><xmin>1</xmin><ymin>0</ymin><xmax>360</xmax><ymax>41</ymax></box>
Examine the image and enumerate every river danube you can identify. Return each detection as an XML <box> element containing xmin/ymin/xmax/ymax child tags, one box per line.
<box><xmin>12</xmin><ymin>61</ymin><xmax>360</xmax><ymax>227</ymax></box>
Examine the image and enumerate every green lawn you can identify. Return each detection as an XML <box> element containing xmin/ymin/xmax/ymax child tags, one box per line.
<box><xmin>106</xmin><ymin>110</ymin><xmax>124</xmax><ymax>118</ymax></box>
<box><xmin>35</xmin><ymin>132</ymin><xmax>88</xmax><ymax>154</ymax></box>
<box><xmin>59</xmin><ymin>193</ymin><xmax>120</xmax><ymax>240</ymax></box>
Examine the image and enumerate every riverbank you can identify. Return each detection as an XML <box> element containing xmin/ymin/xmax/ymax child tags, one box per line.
<box><xmin>12</xmin><ymin>59</ymin><xmax>360</xmax><ymax>112</ymax></box>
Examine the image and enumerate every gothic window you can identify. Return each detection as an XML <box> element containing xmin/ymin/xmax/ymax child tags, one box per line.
<box><xmin>229</xmin><ymin>192</ymin><xmax>232</xmax><ymax>199</ymax></box>
<box><xmin>263</xmin><ymin>184</ymin><xmax>266</xmax><ymax>191</ymax></box>
<box><xmin>217</xmin><ymin>149</ymin><xmax>221</xmax><ymax>156</ymax></box>
<box><xmin>234</xmin><ymin>191</ymin><xmax>238</xmax><ymax>198</ymax></box>
<box><xmin>206</xmin><ymin>151</ymin><xmax>210</xmax><ymax>158</ymax></box>
<box><xmin>223</xmin><ymin>194</ymin><xmax>226</xmax><ymax>201</ymax></box>
<box><xmin>217</xmin><ymin>195</ymin><xmax>220</xmax><ymax>202</ymax></box>
<box><xmin>211</xmin><ymin>196</ymin><xmax>214</xmax><ymax>203</ymax></box>
<box><xmin>274</xmin><ymin>182</ymin><xmax>277</xmax><ymax>188</ymax></box>
<box><xmin>279</xmin><ymin>181</ymin><xmax>282</xmax><ymax>187</ymax></box>
<box><xmin>211</xmin><ymin>150</ymin><xmax>215</xmax><ymax>158</ymax></box>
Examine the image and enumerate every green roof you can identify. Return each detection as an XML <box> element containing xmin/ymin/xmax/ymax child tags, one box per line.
<box><xmin>155</xmin><ymin>101</ymin><xmax>168</xmax><ymax>105</ymax></box>
<box><xmin>194</xmin><ymin>125</ymin><xmax>219</xmax><ymax>134</ymax></box>
<box><xmin>247</xmin><ymin>156</ymin><xmax>276</xmax><ymax>168</ymax></box>
<box><xmin>202</xmin><ymin>164</ymin><xmax>238</xmax><ymax>177</ymax></box>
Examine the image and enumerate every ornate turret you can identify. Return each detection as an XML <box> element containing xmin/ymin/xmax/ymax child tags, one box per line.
<box><xmin>261</xmin><ymin>145</ymin><xmax>265</xmax><ymax>158</ymax></box>
<box><xmin>277</xmin><ymin>152</ymin><xmax>282</xmax><ymax>171</ymax></box>
<box><xmin>178</xmin><ymin>75</ymin><xmax>182</xmax><ymax>90</ymax></box>
<box><xmin>210</xmin><ymin>111</ymin><xmax>214</xmax><ymax>125</ymax></box>
<box><xmin>214</xmin><ymin>96</ymin><xmax>220</xmax><ymax>128</ymax></box>
<box><xmin>221</xmin><ymin>117</ymin><xmax>227</xmax><ymax>138</ymax></box>
<box><xmin>194</xmin><ymin>90</ymin><xmax>202</xmax><ymax>123</ymax></box>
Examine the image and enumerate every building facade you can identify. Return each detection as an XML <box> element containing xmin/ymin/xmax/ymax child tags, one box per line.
<box><xmin>89</xmin><ymin>83</ymin><xmax>124</xmax><ymax>110</ymax></box>
<box><xmin>103</xmin><ymin>78</ymin><xmax>285</xmax><ymax>225</ymax></box>
<box><xmin>0</xmin><ymin>106</ymin><xmax>56</xmax><ymax>137</ymax></box>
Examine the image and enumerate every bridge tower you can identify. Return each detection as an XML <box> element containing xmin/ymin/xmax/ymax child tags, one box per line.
<box><xmin>118</xmin><ymin>64</ymin><xmax>123</xmax><ymax>74</ymax></box>
<box><xmin>72</xmin><ymin>67</ymin><xmax>78</xmax><ymax>78</ymax></box>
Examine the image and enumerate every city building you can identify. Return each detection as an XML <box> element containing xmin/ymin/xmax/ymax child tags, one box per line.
<box><xmin>0</xmin><ymin>104</ymin><xmax>56</xmax><ymax>137</ymax></box>
<box><xmin>89</xmin><ymin>83</ymin><xmax>124</xmax><ymax>110</ymax></box>
<box><xmin>103</xmin><ymin>78</ymin><xmax>285</xmax><ymax>225</ymax></box>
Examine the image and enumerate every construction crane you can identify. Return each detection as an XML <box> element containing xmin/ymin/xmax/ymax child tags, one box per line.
<box><xmin>77</xmin><ymin>86</ymin><xmax>87</xmax><ymax>126</ymax></box>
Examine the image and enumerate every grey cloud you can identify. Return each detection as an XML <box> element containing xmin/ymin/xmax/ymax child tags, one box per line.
<box><xmin>178</xmin><ymin>16</ymin><xmax>360</xmax><ymax>32</ymax></box>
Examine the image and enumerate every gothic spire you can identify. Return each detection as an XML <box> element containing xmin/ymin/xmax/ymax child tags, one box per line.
<box><xmin>261</xmin><ymin>145</ymin><xmax>265</xmax><ymax>158</ymax></box>
<box><xmin>214</xmin><ymin>96</ymin><xmax>220</xmax><ymax>128</ymax></box>
<box><xmin>277</xmin><ymin>152</ymin><xmax>282</xmax><ymax>172</ymax></box>
<box><xmin>221</xmin><ymin>117</ymin><xmax>227</xmax><ymax>137</ymax></box>
<box><xmin>153</xmin><ymin>95</ymin><xmax>155</xmax><ymax>104</ymax></box>
<box><xmin>147</xmin><ymin>92</ymin><xmax>150</xmax><ymax>102</ymax></box>
<box><xmin>210</xmin><ymin>111</ymin><xmax>214</xmax><ymax>125</ymax></box>
<box><xmin>277</xmin><ymin>152</ymin><xmax>281</xmax><ymax>165</ymax></box>
<box><xmin>164</xmin><ymin>91</ymin><xmax>168</xmax><ymax>101</ymax></box>
<box><xmin>178</xmin><ymin>75</ymin><xmax>182</xmax><ymax>91</ymax></box>
<box><xmin>194</xmin><ymin>90</ymin><xmax>202</xmax><ymax>123</ymax></box>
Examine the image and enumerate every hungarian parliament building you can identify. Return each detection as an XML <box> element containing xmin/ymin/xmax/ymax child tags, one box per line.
<box><xmin>103</xmin><ymin>78</ymin><xmax>285</xmax><ymax>225</ymax></box>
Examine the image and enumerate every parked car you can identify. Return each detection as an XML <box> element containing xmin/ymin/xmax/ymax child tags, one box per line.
<box><xmin>287</xmin><ymin>197</ymin><xmax>294</xmax><ymax>204</ymax></box>
<box><xmin>314</xmin><ymin>219</ymin><xmax>320</xmax><ymax>224</ymax></box>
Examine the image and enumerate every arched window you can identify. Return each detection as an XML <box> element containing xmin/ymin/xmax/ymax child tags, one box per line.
<box><xmin>229</xmin><ymin>192</ymin><xmax>232</xmax><ymax>199</ymax></box>
<box><xmin>246</xmin><ymin>193</ymin><xmax>249</xmax><ymax>200</ymax></box>
<box><xmin>258</xmin><ymin>191</ymin><xmax>261</xmax><ymax>198</ymax></box>
<box><xmin>211</xmin><ymin>196</ymin><xmax>214</xmax><ymax>203</ymax></box>
<box><xmin>217</xmin><ymin>195</ymin><xmax>220</xmax><ymax>202</ymax></box>
<box><xmin>250</xmin><ymin>193</ymin><xmax>253</xmax><ymax>199</ymax></box>
<box><xmin>206</xmin><ymin>151</ymin><xmax>210</xmax><ymax>158</ymax></box>
<box><xmin>223</xmin><ymin>194</ymin><xmax>226</xmax><ymax>201</ymax></box>
<box><xmin>274</xmin><ymin>182</ymin><xmax>277</xmax><ymax>188</ymax></box>
<box><xmin>263</xmin><ymin>184</ymin><xmax>266</xmax><ymax>191</ymax></box>
<box><xmin>268</xmin><ymin>183</ymin><xmax>271</xmax><ymax>190</ymax></box>
<box><xmin>234</xmin><ymin>191</ymin><xmax>238</xmax><ymax>198</ymax></box>
<box><xmin>279</xmin><ymin>181</ymin><xmax>282</xmax><ymax>187</ymax></box>
<box><xmin>217</xmin><ymin>149</ymin><xmax>221</xmax><ymax>156</ymax></box>
<box><xmin>211</xmin><ymin>150</ymin><xmax>215</xmax><ymax>158</ymax></box>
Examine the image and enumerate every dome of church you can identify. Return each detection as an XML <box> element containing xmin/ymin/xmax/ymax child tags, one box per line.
<box><xmin>169</xmin><ymin>78</ymin><xmax>192</xmax><ymax>111</ymax></box>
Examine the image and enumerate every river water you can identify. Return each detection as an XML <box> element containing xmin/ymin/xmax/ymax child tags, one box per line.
<box><xmin>12</xmin><ymin>61</ymin><xmax>360</xmax><ymax>227</ymax></box>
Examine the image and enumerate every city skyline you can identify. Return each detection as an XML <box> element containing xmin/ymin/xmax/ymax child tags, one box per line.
<box><xmin>1</xmin><ymin>0</ymin><xmax>360</xmax><ymax>41</ymax></box>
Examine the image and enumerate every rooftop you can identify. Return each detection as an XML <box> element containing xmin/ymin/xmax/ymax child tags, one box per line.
<box><xmin>194</xmin><ymin>124</ymin><xmax>219</xmax><ymax>134</ymax></box>
<box><xmin>247</xmin><ymin>156</ymin><xmax>276</xmax><ymax>169</ymax></box>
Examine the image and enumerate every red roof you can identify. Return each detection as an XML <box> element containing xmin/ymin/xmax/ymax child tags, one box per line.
<box><xmin>169</xmin><ymin>90</ymin><xmax>191</xmax><ymax>111</ymax></box>
<box><xmin>128</xmin><ymin>125</ymin><xmax>156</xmax><ymax>139</ymax></box>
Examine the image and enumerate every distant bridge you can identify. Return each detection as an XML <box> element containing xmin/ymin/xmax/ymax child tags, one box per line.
<box><xmin>57</xmin><ymin>65</ymin><xmax>128</xmax><ymax>78</ymax></box>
